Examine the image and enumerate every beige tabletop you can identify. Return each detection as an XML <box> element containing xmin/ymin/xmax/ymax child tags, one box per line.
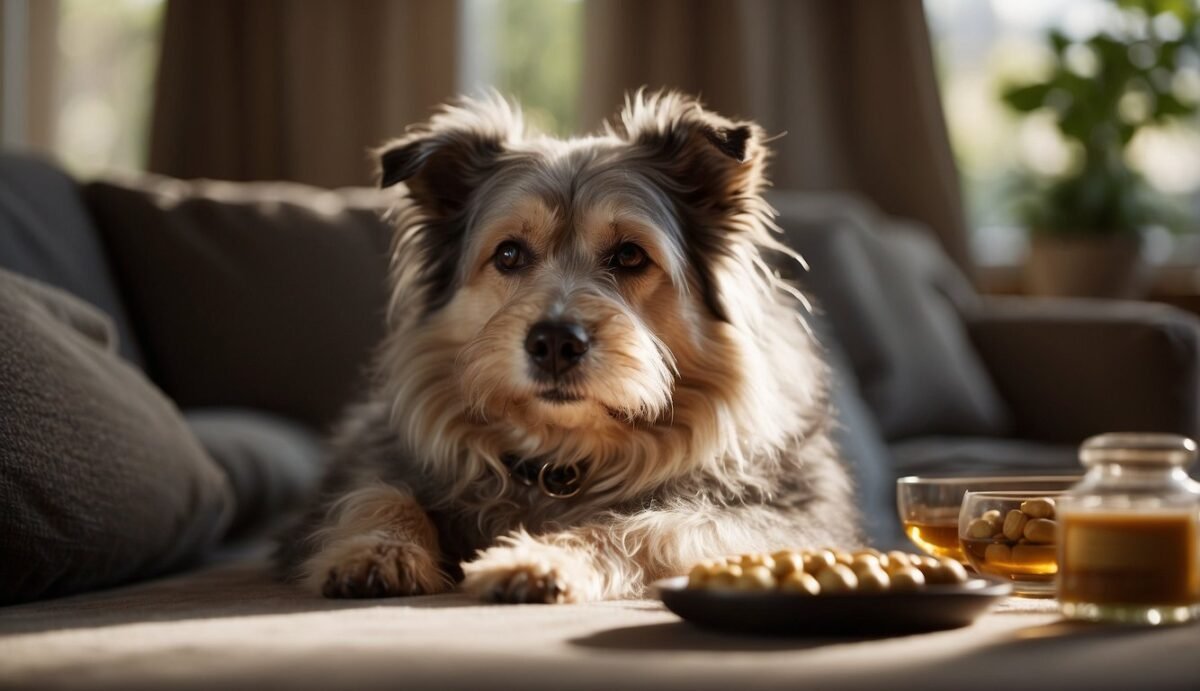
<box><xmin>1</xmin><ymin>558</ymin><xmax>1197</xmax><ymax>691</ymax></box>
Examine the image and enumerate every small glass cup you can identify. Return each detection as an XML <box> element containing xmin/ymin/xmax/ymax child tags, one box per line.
<box><xmin>897</xmin><ymin>476</ymin><xmax>1077</xmax><ymax>564</ymax></box>
<box><xmin>958</xmin><ymin>490</ymin><xmax>1064</xmax><ymax>597</ymax></box>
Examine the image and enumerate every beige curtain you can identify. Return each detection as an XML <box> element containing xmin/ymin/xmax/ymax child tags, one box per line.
<box><xmin>149</xmin><ymin>0</ymin><xmax>458</xmax><ymax>188</ymax></box>
<box><xmin>581</xmin><ymin>0</ymin><xmax>971</xmax><ymax>269</ymax></box>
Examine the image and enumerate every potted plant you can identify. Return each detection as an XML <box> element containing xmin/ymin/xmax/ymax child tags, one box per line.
<box><xmin>1000</xmin><ymin>0</ymin><xmax>1198</xmax><ymax>298</ymax></box>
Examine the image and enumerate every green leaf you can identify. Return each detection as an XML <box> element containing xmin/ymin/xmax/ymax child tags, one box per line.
<box><xmin>1001</xmin><ymin>83</ymin><xmax>1052</xmax><ymax>112</ymax></box>
<box><xmin>1058</xmin><ymin>104</ymin><xmax>1093</xmax><ymax>142</ymax></box>
<box><xmin>1154</xmin><ymin>91</ymin><xmax>1197</xmax><ymax>117</ymax></box>
<box><xmin>1049</xmin><ymin>29</ymin><xmax>1070</xmax><ymax>55</ymax></box>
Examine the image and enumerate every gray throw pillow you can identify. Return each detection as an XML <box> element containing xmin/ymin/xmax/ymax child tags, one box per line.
<box><xmin>0</xmin><ymin>270</ymin><xmax>234</xmax><ymax>605</ymax></box>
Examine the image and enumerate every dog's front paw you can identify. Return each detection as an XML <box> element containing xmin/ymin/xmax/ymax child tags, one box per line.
<box><xmin>306</xmin><ymin>537</ymin><xmax>449</xmax><ymax>599</ymax></box>
<box><xmin>462</xmin><ymin>540</ymin><xmax>601</xmax><ymax>604</ymax></box>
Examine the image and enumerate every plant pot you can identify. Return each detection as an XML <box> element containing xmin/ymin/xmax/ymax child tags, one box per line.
<box><xmin>1025</xmin><ymin>234</ymin><xmax>1147</xmax><ymax>298</ymax></box>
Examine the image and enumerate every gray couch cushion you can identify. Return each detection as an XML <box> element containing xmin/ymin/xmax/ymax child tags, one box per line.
<box><xmin>770</xmin><ymin>192</ymin><xmax>1010</xmax><ymax>441</ymax></box>
<box><xmin>0</xmin><ymin>154</ymin><xmax>143</xmax><ymax>365</ymax></box>
<box><xmin>185</xmin><ymin>409</ymin><xmax>325</xmax><ymax>539</ymax></box>
<box><xmin>0</xmin><ymin>270</ymin><xmax>233</xmax><ymax>605</ymax></box>
<box><xmin>84</xmin><ymin>176</ymin><xmax>394</xmax><ymax>430</ymax></box>
<box><xmin>890</xmin><ymin>437</ymin><xmax>1078</xmax><ymax>477</ymax></box>
<box><xmin>822</xmin><ymin>332</ymin><xmax>904</xmax><ymax>549</ymax></box>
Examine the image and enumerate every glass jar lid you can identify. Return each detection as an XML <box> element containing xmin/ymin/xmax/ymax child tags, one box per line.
<box><xmin>1079</xmin><ymin>433</ymin><xmax>1198</xmax><ymax>467</ymax></box>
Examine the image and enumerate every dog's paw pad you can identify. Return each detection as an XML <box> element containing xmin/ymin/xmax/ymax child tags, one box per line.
<box><xmin>312</xmin><ymin>540</ymin><xmax>447</xmax><ymax>599</ymax></box>
<box><xmin>478</xmin><ymin>562</ymin><xmax>571</xmax><ymax>604</ymax></box>
<box><xmin>462</xmin><ymin>542</ymin><xmax>599</xmax><ymax>604</ymax></box>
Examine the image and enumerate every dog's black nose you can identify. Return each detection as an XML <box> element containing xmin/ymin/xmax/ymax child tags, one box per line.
<box><xmin>525</xmin><ymin>321</ymin><xmax>590</xmax><ymax>377</ymax></box>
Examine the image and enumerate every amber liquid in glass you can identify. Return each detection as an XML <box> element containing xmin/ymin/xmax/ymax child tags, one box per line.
<box><xmin>961</xmin><ymin>539</ymin><xmax>1057</xmax><ymax>583</ymax></box>
<box><xmin>904</xmin><ymin>513</ymin><xmax>965</xmax><ymax>562</ymax></box>
<box><xmin>1059</xmin><ymin>512</ymin><xmax>1200</xmax><ymax>606</ymax></box>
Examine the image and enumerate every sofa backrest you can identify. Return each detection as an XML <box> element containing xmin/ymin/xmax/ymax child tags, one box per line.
<box><xmin>83</xmin><ymin>175</ymin><xmax>396</xmax><ymax>431</ymax></box>
<box><xmin>0</xmin><ymin>153</ymin><xmax>144</xmax><ymax>365</ymax></box>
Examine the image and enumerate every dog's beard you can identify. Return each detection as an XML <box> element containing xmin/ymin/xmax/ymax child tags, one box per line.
<box><xmin>456</xmin><ymin>285</ymin><xmax>675</xmax><ymax>431</ymax></box>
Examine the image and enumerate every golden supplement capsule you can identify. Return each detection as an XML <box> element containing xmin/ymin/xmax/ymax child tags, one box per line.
<box><xmin>1003</xmin><ymin>510</ymin><xmax>1029</xmax><ymax>542</ymax></box>
<box><xmin>850</xmin><ymin>553</ymin><xmax>881</xmax><ymax>574</ymax></box>
<box><xmin>688</xmin><ymin>549</ymin><xmax>971</xmax><ymax>594</ymax></box>
<box><xmin>1020</xmin><ymin>498</ymin><xmax>1056</xmax><ymax>520</ymax></box>
<box><xmin>708</xmin><ymin>564</ymin><xmax>743</xmax><ymax>589</ymax></box>
<box><xmin>937</xmin><ymin>557</ymin><xmax>969</xmax><ymax>584</ymax></box>
<box><xmin>815</xmin><ymin>563</ymin><xmax>859</xmax><ymax>593</ymax></box>
<box><xmin>735</xmin><ymin>565</ymin><xmax>776</xmax><ymax>591</ymax></box>
<box><xmin>885</xmin><ymin>551</ymin><xmax>917</xmax><ymax>573</ymax></box>
<box><xmin>737</xmin><ymin>553</ymin><xmax>775</xmax><ymax>571</ymax></box>
<box><xmin>855</xmin><ymin>565</ymin><xmax>891</xmax><ymax>593</ymax></box>
<box><xmin>779</xmin><ymin>571</ymin><xmax>821</xmax><ymax>595</ymax></box>
<box><xmin>1023</xmin><ymin>518</ymin><xmax>1057</xmax><ymax>544</ymax></box>
<box><xmin>920</xmin><ymin>557</ymin><xmax>968</xmax><ymax>584</ymax></box>
<box><xmin>888</xmin><ymin>566</ymin><xmax>926</xmax><ymax>591</ymax></box>
<box><xmin>967</xmin><ymin>518</ymin><xmax>996</xmax><ymax>539</ymax></box>
<box><xmin>804</xmin><ymin>550</ymin><xmax>837</xmax><ymax>573</ymax></box>
<box><xmin>771</xmin><ymin>552</ymin><xmax>804</xmax><ymax>578</ymax></box>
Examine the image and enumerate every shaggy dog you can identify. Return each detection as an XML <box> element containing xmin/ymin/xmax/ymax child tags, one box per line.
<box><xmin>277</xmin><ymin>91</ymin><xmax>859</xmax><ymax>602</ymax></box>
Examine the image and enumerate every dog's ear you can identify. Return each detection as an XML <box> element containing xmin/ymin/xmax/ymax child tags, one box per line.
<box><xmin>612</xmin><ymin>90</ymin><xmax>768</xmax><ymax>209</ymax></box>
<box><xmin>376</xmin><ymin>96</ymin><xmax>521</xmax><ymax>313</ymax></box>
<box><xmin>612</xmin><ymin>91</ymin><xmax>770</xmax><ymax>322</ymax></box>
<box><xmin>376</xmin><ymin>96</ymin><xmax>520</xmax><ymax>216</ymax></box>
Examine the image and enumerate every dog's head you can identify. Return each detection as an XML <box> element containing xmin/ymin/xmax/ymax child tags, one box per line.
<box><xmin>378</xmin><ymin>92</ymin><xmax>813</xmax><ymax>484</ymax></box>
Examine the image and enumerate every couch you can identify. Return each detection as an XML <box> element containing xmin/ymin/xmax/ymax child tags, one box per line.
<box><xmin>3</xmin><ymin>151</ymin><xmax>1199</xmax><ymax>604</ymax></box>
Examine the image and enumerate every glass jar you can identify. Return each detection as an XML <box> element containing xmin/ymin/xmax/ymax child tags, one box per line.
<box><xmin>1057</xmin><ymin>433</ymin><xmax>1200</xmax><ymax>625</ymax></box>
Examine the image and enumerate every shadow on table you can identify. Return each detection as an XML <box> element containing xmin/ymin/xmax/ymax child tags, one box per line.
<box><xmin>569</xmin><ymin>621</ymin><xmax>891</xmax><ymax>652</ymax></box>
<box><xmin>865</xmin><ymin>617</ymin><xmax>1200</xmax><ymax>689</ymax></box>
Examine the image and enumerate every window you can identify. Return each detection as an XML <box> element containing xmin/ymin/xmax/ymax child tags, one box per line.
<box><xmin>459</xmin><ymin>0</ymin><xmax>584</xmax><ymax>136</ymax></box>
<box><xmin>925</xmin><ymin>0</ymin><xmax>1200</xmax><ymax>266</ymax></box>
<box><xmin>53</xmin><ymin>0</ymin><xmax>164</xmax><ymax>175</ymax></box>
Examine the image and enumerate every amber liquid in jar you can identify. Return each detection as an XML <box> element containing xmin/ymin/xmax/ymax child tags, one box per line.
<box><xmin>903</xmin><ymin>510</ymin><xmax>965</xmax><ymax>562</ymax></box>
<box><xmin>1059</xmin><ymin>512</ymin><xmax>1200</xmax><ymax>608</ymax></box>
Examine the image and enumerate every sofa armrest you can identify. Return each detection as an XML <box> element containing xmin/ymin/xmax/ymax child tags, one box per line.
<box><xmin>965</xmin><ymin>297</ymin><xmax>1200</xmax><ymax>444</ymax></box>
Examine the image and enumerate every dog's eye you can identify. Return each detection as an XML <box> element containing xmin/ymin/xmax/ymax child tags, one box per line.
<box><xmin>494</xmin><ymin>241</ymin><xmax>528</xmax><ymax>273</ymax></box>
<box><xmin>611</xmin><ymin>243</ymin><xmax>649</xmax><ymax>272</ymax></box>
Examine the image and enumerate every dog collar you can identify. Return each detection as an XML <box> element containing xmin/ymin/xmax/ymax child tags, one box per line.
<box><xmin>500</xmin><ymin>453</ymin><xmax>586</xmax><ymax>499</ymax></box>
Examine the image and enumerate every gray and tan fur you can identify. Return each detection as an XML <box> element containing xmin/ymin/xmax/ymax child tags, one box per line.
<box><xmin>277</xmin><ymin>91</ymin><xmax>860</xmax><ymax>602</ymax></box>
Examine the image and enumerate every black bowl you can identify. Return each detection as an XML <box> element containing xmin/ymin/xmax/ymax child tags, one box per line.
<box><xmin>654</xmin><ymin>575</ymin><xmax>1013</xmax><ymax>636</ymax></box>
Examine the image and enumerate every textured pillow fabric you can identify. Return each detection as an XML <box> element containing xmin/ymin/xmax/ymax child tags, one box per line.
<box><xmin>185</xmin><ymin>409</ymin><xmax>325</xmax><ymax>540</ymax></box>
<box><xmin>770</xmin><ymin>192</ymin><xmax>1010</xmax><ymax>440</ymax></box>
<box><xmin>0</xmin><ymin>270</ymin><xmax>233</xmax><ymax>605</ymax></box>
<box><xmin>84</xmin><ymin>176</ymin><xmax>395</xmax><ymax>430</ymax></box>
<box><xmin>0</xmin><ymin>153</ymin><xmax>143</xmax><ymax>365</ymax></box>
